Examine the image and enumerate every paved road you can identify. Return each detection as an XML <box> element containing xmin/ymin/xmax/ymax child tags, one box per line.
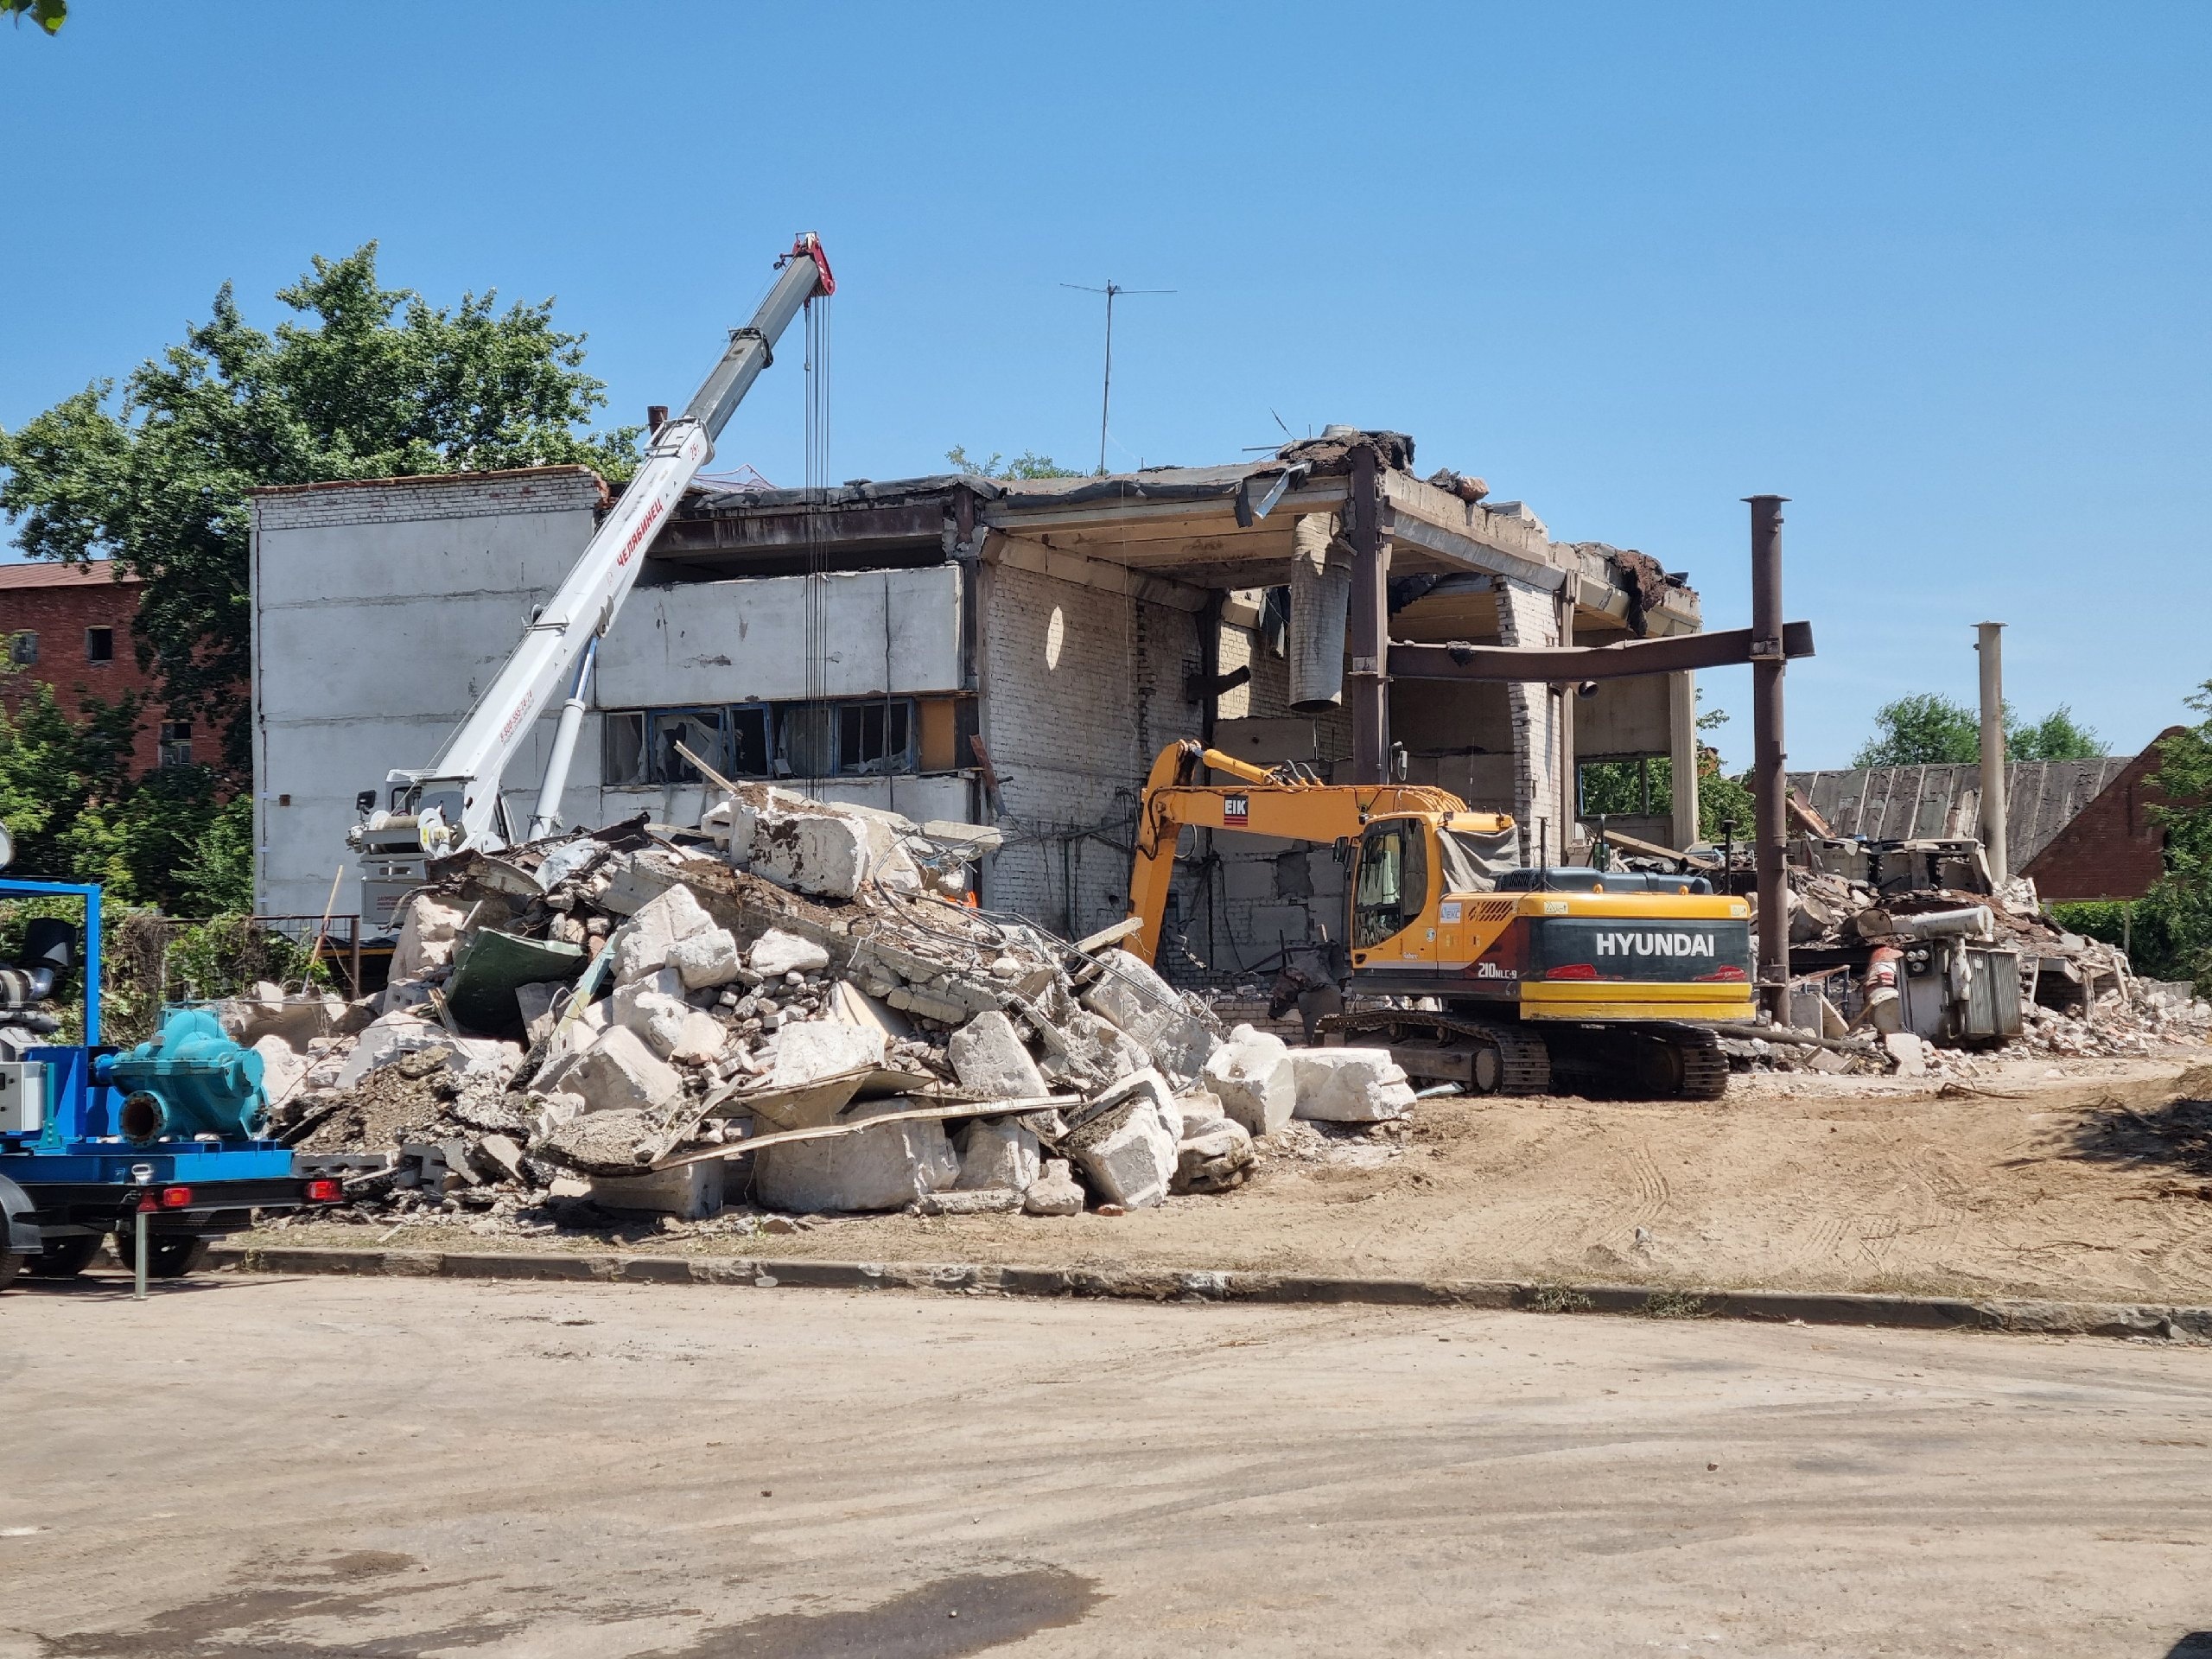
<box><xmin>3</xmin><ymin>1270</ymin><xmax>2210</xmax><ymax>1657</ymax></box>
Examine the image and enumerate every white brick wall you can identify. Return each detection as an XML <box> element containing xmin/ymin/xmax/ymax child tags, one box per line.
<box><xmin>1496</xmin><ymin>578</ymin><xmax>1563</xmax><ymax>861</ymax></box>
<box><xmin>979</xmin><ymin>560</ymin><xmax>1199</xmax><ymax>938</ymax></box>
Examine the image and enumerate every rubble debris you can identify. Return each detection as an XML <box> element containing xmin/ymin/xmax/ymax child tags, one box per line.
<box><xmin>1202</xmin><ymin>1025</ymin><xmax>1298</xmax><ymax>1135</ymax></box>
<box><xmin>1638</xmin><ymin>828</ymin><xmax>2212</xmax><ymax>1080</ymax></box>
<box><xmin>1288</xmin><ymin>1048</ymin><xmax>1418</xmax><ymax>1123</ymax></box>
<box><xmin>1064</xmin><ymin>1069</ymin><xmax>1180</xmax><ymax>1211</ymax></box>
<box><xmin>754</xmin><ymin>1097</ymin><xmax>960</xmax><ymax>1213</ymax></box>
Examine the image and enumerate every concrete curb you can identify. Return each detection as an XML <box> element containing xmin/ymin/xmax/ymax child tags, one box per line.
<box><xmin>206</xmin><ymin>1243</ymin><xmax>2212</xmax><ymax>1342</ymax></box>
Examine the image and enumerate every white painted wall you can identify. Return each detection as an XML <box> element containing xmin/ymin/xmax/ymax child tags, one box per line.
<box><xmin>601</xmin><ymin>567</ymin><xmax>962</xmax><ymax>707</ymax></box>
<box><xmin>252</xmin><ymin>473</ymin><xmax>967</xmax><ymax>918</ymax></box>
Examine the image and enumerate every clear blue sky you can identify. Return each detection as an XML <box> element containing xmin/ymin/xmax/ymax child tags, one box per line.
<box><xmin>4</xmin><ymin>2</ymin><xmax>2207</xmax><ymax>771</ymax></box>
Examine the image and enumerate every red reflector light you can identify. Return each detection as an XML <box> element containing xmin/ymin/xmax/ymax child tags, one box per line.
<box><xmin>1545</xmin><ymin>963</ymin><xmax>1600</xmax><ymax>980</ymax></box>
<box><xmin>1696</xmin><ymin>966</ymin><xmax>1749</xmax><ymax>982</ymax></box>
<box><xmin>159</xmin><ymin>1185</ymin><xmax>193</xmax><ymax>1208</ymax></box>
<box><xmin>305</xmin><ymin>1179</ymin><xmax>343</xmax><ymax>1203</ymax></box>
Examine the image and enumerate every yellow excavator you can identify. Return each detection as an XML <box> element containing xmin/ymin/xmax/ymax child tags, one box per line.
<box><xmin>1124</xmin><ymin>740</ymin><xmax>1754</xmax><ymax>1099</ymax></box>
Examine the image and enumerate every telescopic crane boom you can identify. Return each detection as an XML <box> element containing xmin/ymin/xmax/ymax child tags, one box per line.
<box><xmin>349</xmin><ymin>234</ymin><xmax>833</xmax><ymax>915</ymax></box>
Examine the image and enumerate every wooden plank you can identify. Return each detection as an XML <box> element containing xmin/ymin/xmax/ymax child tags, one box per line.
<box><xmin>648</xmin><ymin>1094</ymin><xmax>1080</xmax><ymax>1172</ymax></box>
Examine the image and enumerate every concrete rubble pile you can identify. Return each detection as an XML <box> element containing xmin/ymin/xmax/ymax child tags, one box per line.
<box><xmin>244</xmin><ymin>791</ymin><xmax>1421</xmax><ymax>1230</ymax></box>
<box><xmin>1711</xmin><ymin>836</ymin><xmax>2212</xmax><ymax>1078</ymax></box>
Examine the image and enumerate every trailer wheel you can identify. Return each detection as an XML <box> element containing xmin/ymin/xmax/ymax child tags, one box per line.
<box><xmin>145</xmin><ymin>1235</ymin><xmax>212</xmax><ymax>1279</ymax></box>
<box><xmin>0</xmin><ymin>1249</ymin><xmax>22</xmax><ymax>1293</ymax></box>
<box><xmin>22</xmin><ymin>1233</ymin><xmax>105</xmax><ymax>1278</ymax></box>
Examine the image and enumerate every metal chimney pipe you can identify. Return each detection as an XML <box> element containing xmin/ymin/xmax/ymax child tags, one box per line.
<box><xmin>1976</xmin><ymin>621</ymin><xmax>2007</xmax><ymax>886</ymax></box>
<box><xmin>1746</xmin><ymin>495</ymin><xmax>1790</xmax><ymax>1022</ymax></box>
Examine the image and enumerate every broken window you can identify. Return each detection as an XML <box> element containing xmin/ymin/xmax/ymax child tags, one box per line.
<box><xmin>775</xmin><ymin>705</ymin><xmax>836</xmax><ymax>779</ymax></box>
<box><xmin>647</xmin><ymin>709</ymin><xmax>728</xmax><ymax>785</ymax></box>
<box><xmin>85</xmin><ymin>626</ymin><xmax>113</xmax><ymax>664</ymax></box>
<box><xmin>836</xmin><ymin>700</ymin><xmax>913</xmax><ymax>775</ymax></box>
<box><xmin>9</xmin><ymin>632</ymin><xmax>36</xmax><ymax>665</ymax></box>
<box><xmin>603</xmin><ymin>712</ymin><xmax>648</xmax><ymax>786</ymax></box>
<box><xmin>157</xmin><ymin>720</ymin><xmax>192</xmax><ymax>768</ymax></box>
<box><xmin>728</xmin><ymin>704</ymin><xmax>771</xmax><ymax>777</ymax></box>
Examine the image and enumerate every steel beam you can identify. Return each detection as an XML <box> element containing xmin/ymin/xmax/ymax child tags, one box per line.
<box><xmin>1386</xmin><ymin>620</ymin><xmax>1815</xmax><ymax>683</ymax></box>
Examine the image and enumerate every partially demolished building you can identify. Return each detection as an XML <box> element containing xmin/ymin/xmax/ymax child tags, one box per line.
<box><xmin>251</xmin><ymin>431</ymin><xmax>1706</xmax><ymax>978</ymax></box>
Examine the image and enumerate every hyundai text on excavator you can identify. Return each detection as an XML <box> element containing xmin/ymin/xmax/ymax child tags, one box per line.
<box><xmin>1124</xmin><ymin>740</ymin><xmax>1755</xmax><ymax>1099</ymax></box>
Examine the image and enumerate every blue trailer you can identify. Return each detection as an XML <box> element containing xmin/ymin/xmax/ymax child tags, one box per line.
<box><xmin>0</xmin><ymin>876</ymin><xmax>341</xmax><ymax>1289</ymax></box>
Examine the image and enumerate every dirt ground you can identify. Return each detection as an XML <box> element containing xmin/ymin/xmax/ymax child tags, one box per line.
<box><xmin>264</xmin><ymin>1047</ymin><xmax>2212</xmax><ymax>1307</ymax></box>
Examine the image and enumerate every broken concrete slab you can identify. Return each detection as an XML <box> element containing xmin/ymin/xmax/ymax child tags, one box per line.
<box><xmin>753</xmin><ymin>1097</ymin><xmax>960</xmax><ymax>1213</ymax></box>
<box><xmin>1202</xmin><ymin>1025</ymin><xmax>1298</xmax><ymax>1137</ymax></box>
<box><xmin>668</xmin><ymin>925</ymin><xmax>745</xmax><ymax>991</ymax></box>
<box><xmin>1021</xmin><ymin>1157</ymin><xmax>1084</xmax><ymax>1217</ymax></box>
<box><xmin>389</xmin><ymin>894</ymin><xmax>468</xmax><ymax>984</ymax></box>
<box><xmin>1885</xmin><ymin>1031</ymin><xmax>1929</xmax><ymax>1077</ymax></box>
<box><xmin>1290</xmin><ymin>1047</ymin><xmax>1417</xmax><ymax>1123</ymax></box>
<box><xmin>612</xmin><ymin>884</ymin><xmax>715</xmax><ymax>983</ymax></box>
<box><xmin>562</xmin><ymin>1026</ymin><xmax>683</xmax><ymax>1112</ymax></box>
<box><xmin>955</xmin><ymin>1117</ymin><xmax>1041</xmax><ymax>1192</ymax></box>
<box><xmin>540</xmin><ymin>1107</ymin><xmax>661</xmax><ymax>1175</ymax></box>
<box><xmin>1083</xmin><ymin>950</ymin><xmax>1218</xmax><ymax>1085</ymax></box>
<box><xmin>771</xmin><ymin>1020</ymin><xmax>888</xmax><ymax>1090</ymax></box>
<box><xmin>588</xmin><ymin>1160</ymin><xmax>724</xmax><ymax>1218</ymax></box>
<box><xmin>751</xmin><ymin>928</ymin><xmax>830</xmax><ymax>978</ymax></box>
<box><xmin>1173</xmin><ymin>1121</ymin><xmax>1255</xmax><ymax>1193</ymax></box>
<box><xmin>1065</xmin><ymin>1068</ymin><xmax>1179</xmax><ymax>1211</ymax></box>
<box><xmin>948</xmin><ymin>1009</ymin><xmax>1047</xmax><ymax>1099</ymax></box>
<box><xmin>251</xmin><ymin>1034</ymin><xmax>308</xmax><ymax>1107</ymax></box>
<box><xmin>334</xmin><ymin>1012</ymin><xmax>443</xmax><ymax>1090</ymax></box>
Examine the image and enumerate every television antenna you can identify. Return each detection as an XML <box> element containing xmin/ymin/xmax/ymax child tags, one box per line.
<box><xmin>1062</xmin><ymin>279</ymin><xmax>1174</xmax><ymax>474</ymax></box>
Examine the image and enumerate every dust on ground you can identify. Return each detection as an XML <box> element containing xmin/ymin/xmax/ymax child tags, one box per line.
<box><xmin>261</xmin><ymin>1048</ymin><xmax>2212</xmax><ymax>1306</ymax></box>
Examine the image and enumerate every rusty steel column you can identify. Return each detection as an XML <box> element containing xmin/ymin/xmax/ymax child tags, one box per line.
<box><xmin>1346</xmin><ymin>443</ymin><xmax>1390</xmax><ymax>784</ymax></box>
<box><xmin>1746</xmin><ymin>494</ymin><xmax>1790</xmax><ymax>1021</ymax></box>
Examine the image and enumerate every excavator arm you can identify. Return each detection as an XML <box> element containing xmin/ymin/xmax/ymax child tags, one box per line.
<box><xmin>1123</xmin><ymin>739</ymin><xmax>1498</xmax><ymax>964</ymax></box>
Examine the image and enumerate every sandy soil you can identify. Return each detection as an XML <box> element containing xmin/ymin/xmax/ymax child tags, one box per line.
<box><xmin>264</xmin><ymin>1046</ymin><xmax>2212</xmax><ymax>1306</ymax></box>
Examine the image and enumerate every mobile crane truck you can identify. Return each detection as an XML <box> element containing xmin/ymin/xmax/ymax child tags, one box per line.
<box><xmin>0</xmin><ymin>847</ymin><xmax>342</xmax><ymax>1292</ymax></box>
<box><xmin>350</xmin><ymin>232</ymin><xmax>835</xmax><ymax>920</ymax></box>
<box><xmin>1124</xmin><ymin>740</ymin><xmax>1755</xmax><ymax>1099</ymax></box>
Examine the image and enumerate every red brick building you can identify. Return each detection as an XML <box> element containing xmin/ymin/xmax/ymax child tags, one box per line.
<box><xmin>0</xmin><ymin>560</ymin><xmax>187</xmax><ymax>774</ymax></box>
<box><xmin>2023</xmin><ymin>728</ymin><xmax>2190</xmax><ymax>902</ymax></box>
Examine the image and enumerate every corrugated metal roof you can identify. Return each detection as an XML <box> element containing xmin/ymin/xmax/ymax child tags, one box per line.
<box><xmin>1786</xmin><ymin>757</ymin><xmax>2131</xmax><ymax>868</ymax></box>
<box><xmin>0</xmin><ymin>558</ymin><xmax>134</xmax><ymax>590</ymax></box>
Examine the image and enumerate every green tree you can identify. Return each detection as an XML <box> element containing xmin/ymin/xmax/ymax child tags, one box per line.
<box><xmin>0</xmin><ymin>245</ymin><xmax>640</xmax><ymax>775</ymax></box>
<box><xmin>1577</xmin><ymin>703</ymin><xmax>1753</xmax><ymax>847</ymax></box>
<box><xmin>944</xmin><ymin>445</ymin><xmax>1083</xmax><ymax>480</ymax></box>
<box><xmin>1853</xmin><ymin>692</ymin><xmax>2102</xmax><ymax>766</ymax></box>
<box><xmin>4</xmin><ymin>1</ymin><xmax>66</xmax><ymax>34</ymax></box>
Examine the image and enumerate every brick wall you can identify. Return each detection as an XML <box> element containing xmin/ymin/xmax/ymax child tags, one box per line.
<box><xmin>1496</xmin><ymin>578</ymin><xmax>1562</xmax><ymax>860</ymax></box>
<box><xmin>979</xmin><ymin>559</ymin><xmax>1201</xmax><ymax>938</ymax></box>
<box><xmin>2022</xmin><ymin>729</ymin><xmax>2187</xmax><ymax>902</ymax></box>
<box><xmin>0</xmin><ymin>564</ymin><xmax>181</xmax><ymax>773</ymax></box>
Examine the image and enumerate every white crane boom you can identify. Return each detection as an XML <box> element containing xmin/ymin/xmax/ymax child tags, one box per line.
<box><xmin>349</xmin><ymin>233</ymin><xmax>832</xmax><ymax>916</ymax></box>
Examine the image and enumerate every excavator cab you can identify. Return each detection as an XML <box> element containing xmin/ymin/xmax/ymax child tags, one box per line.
<box><xmin>1351</xmin><ymin>817</ymin><xmax>1427</xmax><ymax>950</ymax></box>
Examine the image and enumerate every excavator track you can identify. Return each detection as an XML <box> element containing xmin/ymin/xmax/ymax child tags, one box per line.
<box><xmin>1320</xmin><ymin>1009</ymin><xmax>1552</xmax><ymax>1096</ymax></box>
<box><xmin>1322</xmin><ymin>1012</ymin><xmax>1729</xmax><ymax>1102</ymax></box>
<box><xmin>1534</xmin><ymin>1020</ymin><xmax>1732</xmax><ymax>1102</ymax></box>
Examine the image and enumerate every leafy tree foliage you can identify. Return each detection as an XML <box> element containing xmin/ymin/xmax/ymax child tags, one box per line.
<box><xmin>4</xmin><ymin>1</ymin><xmax>66</xmax><ymax>34</ymax></box>
<box><xmin>1577</xmin><ymin>703</ymin><xmax>1752</xmax><ymax>848</ymax></box>
<box><xmin>1852</xmin><ymin>692</ymin><xmax>2102</xmax><ymax>767</ymax></box>
<box><xmin>0</xmin><ymin>683</ymin><xmax>249</xmax><ymax>912</ymax></box>
<box><xmin>944</xmin><ymin>445</ymin><xmax>1083</xmax><ymax>480</ymax></box>
<box><xmin>0</xmin><ymin>245</ymin><xmax>640</xmax><ymax>775</ymax></box>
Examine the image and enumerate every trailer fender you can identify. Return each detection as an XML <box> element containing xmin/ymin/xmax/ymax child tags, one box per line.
<box><xmin>0</xmin><ymin>1173</ymin><xmax>41</xmax><ymax>1255</ymax></box>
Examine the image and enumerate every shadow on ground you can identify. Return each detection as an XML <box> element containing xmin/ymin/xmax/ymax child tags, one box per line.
<box><xmin>2069</xmin><ymin>1079</ymin><xmax>2212</xmax><ymax>1183</ymax></box>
